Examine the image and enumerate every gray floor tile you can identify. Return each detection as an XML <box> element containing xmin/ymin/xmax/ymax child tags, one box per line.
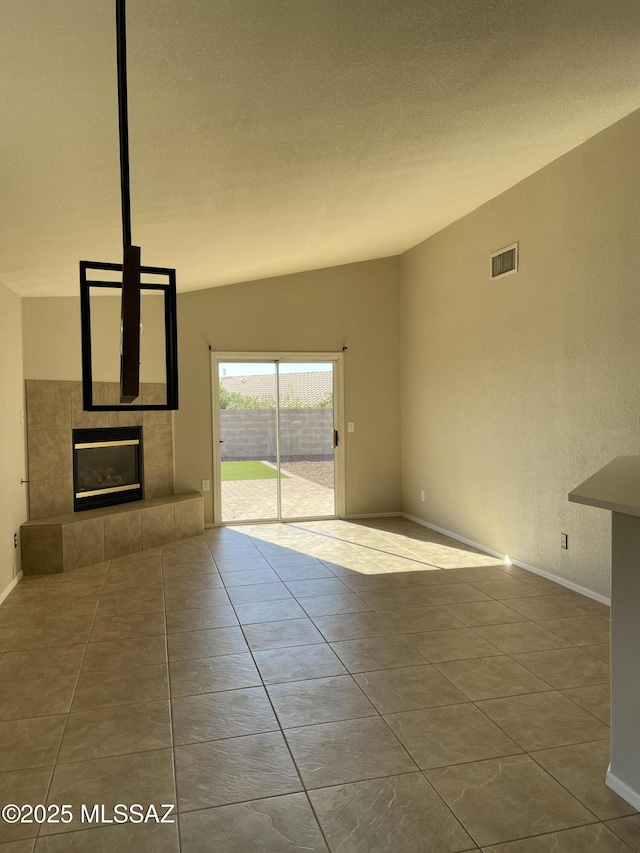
<box><xmin>172</xmin><ymin>686</ymin><xmax>278</xmax><ymax>744</ymax></box>
<box><xmin>58</xmin><ymin>701</ymin><xmax>171</xmax><ymax>763</ymax></box>
<box><xmin>227</xmin><ymin>583</ymin><xmax>293</xmax><ymax>605</ymax></box>
<box><xmin>537</xmin><ymin>616</ymin><xmax>610</xmax><ymax>647</ymax></box>
<box><xmin>353</xmin><ymin>664</ymin><xmax>467</xmax><ymax>714</ymax></box>
<box><xmin>89</xmin><ymin>612</ymin><xmax>166</xmax><ymax>642</ymax></box>
<box><xmin>284</xmin><ymin>717</ymin><xmax>417</xmax><ymax>789</ymax></box>
<box><xmin>0</xmin><ymin>767</ymin><xmax>52</xmax><ymax>843</ymax></box>
<box><xmin>310</xmin><ymin>772</ymin><xmax>473</xmax><ymax>853</ymax></box>
<box><xmin>606</xmin><ymin>815</ymin><xmax>640</xmax><ymax>852</ymax></box>
<box><xmin>442</xmin><ymin>601</ymin><xmax>526</xmax><ymax>627</ymax></box>
<box><xmin>312</xmin><ymin>611</ymin><xmax>396</xmax><ymax>641</ymax></box>
<box><xmin>561</xmin><ymin>683</ymin><xmax>610</xmax><ymax>725</ymax></box>
<box><xmin>481</xmin><ymin>824</ymin><xmax>632</xmax><ymax>852</ymax></box>
<box><xmin>504</xmin><ymin>597</ymin><xmax>589</xmax><ymax>621</ymax></box>
<box><xmin>285</xmin><ymin>578</ymin><xmax>350</xmax><ymax>598</ymax></box>
<box><xmin>407</xmin><ymin>628</ymin><xmax>503</xmax><ymax>662</ymax></box>
<box><xmin>163</xmin><ymin>573</ymin><xmax>225</xmax><ymax>593</ymax></box>
<box><xmin>163</xmin><ymin>587</ymin><xmax>231</xmax><ymax>611</ymax></box>
<box><xmin>234</xmin><ymin>599</ymin><xmax>307</xmax><ymax>624</ymax></box>
<box><xmin>378</xmin><ymin>606</ymin><xmax>464</xmax><ymax>633</ymax></box>
<box><xmin>419</xmin><ymin>584</ymin><xmax>493</xmax><ymax>606</ymax></box>
<box><xmin>297</xmin><ymin>593</ymin><xmax>371</xmax><ymax>617</ymax></box>
<box><xmin>169</xmin><ymin>653</ymin><xmax>262</xmax><ymax>697</ymax></box>
<box><xmin>330</xmin><ymin>635</ymin><xmax>427</xmax><ymax>672</ymax></box>
<box><xmin>467</xmin><ymin>580</ymin><xmax>546</xmax><ymax>599</ymax></box>
<box><xmin>0</xmin><ymin>606</ymin><xmax>32</xmax><ymax>630</ymax></box>
<box><xmin>219</xmin><ymin>569</ymin><xmax>280</xmax><ymax>586</ymax></box>
<box><xmin>274</xmin><ymin>564</ymin><xmax>335</xmax><ymax>581</ymax></box>
<box><xmin>42</xmin><ymin>749</ymin><xmax>175</xmax><ymax>835</ymax></box>
<box><xmin>385</xmin><ymin>703</ymin><xmax>521</xmax><ymax>769</ymax></box>
<box><xmin>0</xmin><ymin>628</ymin><xmax>17</xmax><ymax>652</ymax></box>
<box><xmin>476</xmin><ymin>691</ymin><xmax>609</xmax><ymax>750</ymax></box>
<box><xmin>513</xmin><ymin>647</ymin><xmax>610</xmax><ymax>689</ymax></box>
<box><xmin>435</xmin><ymin>656</ymin><xmax>552</xmax><ymax>700</ymax></box>
<box><xmin>426</xmin><ymin>754</ymin><xmax>594</xmax><ymax>847</ymax></box>
<box><xmin>175</xmin><ymin>731</ymin><xmax>302</xmax><ymax>811</ymax></box>
<box><xmin>0</xmin><ymin>676</ymin><xmax>76</xmax><ymax>720</ymax></box>
<box><xmin>0</xmin><ymin>520</ymin><xmax>621</xmax><ymax>853</ymax></box>
<box><xmin>34</xmin><ymin>823</ymin><xmax>179</xmax><ymax>852</ymax></box>
<box><xmin>82</xmin><ymin>636</ymin><xmax>167</xmax><ymax>673</ymax></box>
<box><xmin>254</xmin><ymin>644</ymin><xmax>347</xmax><ymax>684</ymax></box>
<box><xmin>179</xmin><ymin>794</ymin><xmax>329</xmax><ymax>853</ymax></box>
<box><xmin>167</xmin><ymin>626</ymin><xmax>249</xmax><ymax>661</ymax></box>
<box><xmin>243</xmin><ymin>618</ymin><xmax>325</xmax><ymax>651</ymax></box>
<box><xmin>0</xmin><ymin>647</ymin><xmax>85</xmax><ymax>683</ymax></box>
<box><xmin>472</xmin><ymin>622</ymin><xmax>573</xmax><ymax>654</ymax></box>
<box><xmin>584</xmin><ymin>643</ymin><xmax>610</xmax><ymax>662</ymax></box>
<box><xmin>267</xmin><ymin>675</ymin><xmax>377</xmax><ymax>728</ymax></box>
<box><xmin>0</xmin><ymin>716</ymin><xmax>66</xmax><ymax>771</ymax></box>
<box><xmin>7</xmin><ymin>619</ymin><xmax>93</xmax><ymax>651</ymax></box>
<box><xmin>165</xmin><ymin>605</ymin><xmax>238</xmax><ymax>633</ymax></box>
<box><xmin>72</xmin><ymin>664</ymin><xmax>169</xmax><ymax>711</ymax></box>
<box><xmin>531</xmin><ymin>740</ymin><xmax>635</xmax><ymax>820</ymax></box>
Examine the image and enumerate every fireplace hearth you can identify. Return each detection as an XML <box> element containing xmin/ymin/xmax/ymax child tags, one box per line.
<box><xmin>73</xmin><ymin>426</ymin><xmax>142</xmax><ymax>511</ymax></box>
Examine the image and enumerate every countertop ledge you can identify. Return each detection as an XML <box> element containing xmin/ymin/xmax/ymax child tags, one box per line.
<box><xmin>569</xmin><ymin>456</ymin><xmax>640</xmax><ymax>518</ymax></box>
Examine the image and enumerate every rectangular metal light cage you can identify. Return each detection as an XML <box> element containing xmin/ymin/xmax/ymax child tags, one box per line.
<box><xmin>80</xmin><ymin>259</ymin><xmax>178</xmax><ymax>410</ymax></box>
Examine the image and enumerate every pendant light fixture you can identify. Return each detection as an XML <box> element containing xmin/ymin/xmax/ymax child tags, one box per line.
<box><xmin>80</xmin><ymin>0</ymin><xmax>178</xmax><ymax>411</ymax></box>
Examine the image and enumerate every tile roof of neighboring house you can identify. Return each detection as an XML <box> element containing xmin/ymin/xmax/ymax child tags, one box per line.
<box><xmin>220</xmin><ymin>371</ymin><xmax>333</xmax><ymax>407</ymax></box>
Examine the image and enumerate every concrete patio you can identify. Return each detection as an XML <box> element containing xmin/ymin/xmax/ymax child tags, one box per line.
<box><xmin>221</xmin><ymin>469</ymin><xmax>335</xmax><ymax>522</ymax></box>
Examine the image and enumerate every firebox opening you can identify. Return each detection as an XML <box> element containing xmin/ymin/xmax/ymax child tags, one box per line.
<box><xmin>73</xmin><ymin>427</ymin><xmax>143</xmax><ymax>511</ymax></box>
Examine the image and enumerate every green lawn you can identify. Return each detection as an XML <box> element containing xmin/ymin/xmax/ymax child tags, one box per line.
<box><xmin>221</xmin><ymin>461</ymin><xmax>288</xmax><ymax>481</ymax></box>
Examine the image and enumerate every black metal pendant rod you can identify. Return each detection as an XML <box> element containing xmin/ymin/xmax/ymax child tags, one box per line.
<box><xmin>116</xmin><ymin>0</ymin><xmax>132</xmax><ymax>248</ymax></box>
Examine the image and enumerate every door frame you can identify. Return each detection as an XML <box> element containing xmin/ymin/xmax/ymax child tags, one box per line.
<box><xmin>211</xmin><ymin>351</ymin><xmax>346</xmax><ymax>527</ymax></box>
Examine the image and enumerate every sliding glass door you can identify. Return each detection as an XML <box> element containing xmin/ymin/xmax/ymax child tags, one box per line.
<box><xmin>213</xmin><ymin>354</ymin><xmax>343</xmax><ymax>524</ymax></box>
<box><xmin>218</xmin><ymin>361</ymin><xmax>278</xmax><ymax>523</ymax></box>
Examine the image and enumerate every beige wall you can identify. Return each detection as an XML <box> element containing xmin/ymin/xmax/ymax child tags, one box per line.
<box><xmin>0</xmin><ymin>281</ymin><xmax>27</xmax><ymax>598</ymax></box>
<box><xmin>22</xmin><ymin>295</ymin><xmax>167</xmax><ymax>383</ymax></box>
<box><xmin>175</xmin><ymin>258</ymin><xmax>401</xmax><ymax>523</ymax></box>
<box><xmin>401</xmin><ymin>108</ymin><xmax>640</xmax><ymax>598</ymax></box>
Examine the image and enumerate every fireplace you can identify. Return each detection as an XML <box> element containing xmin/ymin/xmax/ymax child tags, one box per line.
<box><xmin>73</xmin><ymin>427</ymin><xmax>143</xmax><ymax>511</ymax></box>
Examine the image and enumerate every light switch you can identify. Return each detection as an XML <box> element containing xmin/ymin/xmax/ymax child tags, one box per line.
<box><xmin>347</xmin><ymin>422</ymin><xmax>355</xmax><ymax>433</ymax></box>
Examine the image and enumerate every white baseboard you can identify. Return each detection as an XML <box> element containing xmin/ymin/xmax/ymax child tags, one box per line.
<box><xmin>402</xmin><ymin>513</ymin><xmax>610</xmax><ymax>606</ymax></box>
<box><xmin>0</xmin><ymin>571</ymin><xmax>24</xmax><ymax>606</ymax></box>
<box><xmin>344</xmin><ymin>512</ymin><xmax>402</xmax><ymax>519</ymax></box>
<box><xmin>606</xmin><ymin>767</ymin><xmax>640</xmax><ymax>810</ymax></box>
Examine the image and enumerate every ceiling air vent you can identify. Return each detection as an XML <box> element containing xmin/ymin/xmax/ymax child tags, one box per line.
<box><xmin>490</xmin><ymin>242</ymin><xmax>518</xmax><ymax>280</ymax></box>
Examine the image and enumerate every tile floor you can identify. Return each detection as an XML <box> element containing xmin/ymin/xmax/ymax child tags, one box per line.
<box><xmin>0</xmin><ymin>517</ymin><xmax>637</xmax><ymax>852</ymax></box>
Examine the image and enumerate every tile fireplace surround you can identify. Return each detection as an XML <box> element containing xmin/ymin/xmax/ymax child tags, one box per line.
<box><xmin>21</xmin><ymin>380</ymin><xmax>204</xmax><ymax>575</ymax></box>
<box><xmin>25</xmin><ymin>380</ymin><xmax>174</xmax><ymax>519</ymax></box>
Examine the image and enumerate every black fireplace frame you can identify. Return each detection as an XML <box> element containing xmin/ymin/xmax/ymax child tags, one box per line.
<box><xmin>73</xmin><ymin>426</ymin><xmax>143</xmax><ymax>511</ymax></box>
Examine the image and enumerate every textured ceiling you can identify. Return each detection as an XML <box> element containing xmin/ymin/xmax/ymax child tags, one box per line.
<box><xmin>1</xmin><ymin>0</ymin><xmax>640</xmax><ymax>296</ymax></box>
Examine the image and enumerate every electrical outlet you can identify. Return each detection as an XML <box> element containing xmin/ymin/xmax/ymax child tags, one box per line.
<box><xmin>201</xmin><ymin>480</ymin><xmax>210</xmax><ymax>492</ymax></box>
<box><xmin>420</xmin><ymin>490</ymin><xmax>425</xmax><ymax>502</ymax></box>
<box><xmin>13</xmin><ymin>533</ymin><xmax>17</xmax><ymax>548</ymax></box>
<box><xmin>561</xmin><ymin>533</ymin><xmax>568</xmax><ymax>550</ymax></box>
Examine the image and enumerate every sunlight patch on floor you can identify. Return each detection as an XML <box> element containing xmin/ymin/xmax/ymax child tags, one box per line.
<box><xmin>237</xmin><ymin>518</ymin><xmax>508</xmax><ymax>576</ymax></box>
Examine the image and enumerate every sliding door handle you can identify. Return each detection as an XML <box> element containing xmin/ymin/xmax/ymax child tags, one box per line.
<box><xmin>333</xmin><ymin>429</ymin><xmax>339</xmax><ymax>448</ymax></box>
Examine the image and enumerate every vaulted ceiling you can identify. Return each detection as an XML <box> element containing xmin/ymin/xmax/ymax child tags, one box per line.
<box><xmin>2</xmin><ymin>0</ymin><xmax>639</xmax><ymax>295</ymax></box>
